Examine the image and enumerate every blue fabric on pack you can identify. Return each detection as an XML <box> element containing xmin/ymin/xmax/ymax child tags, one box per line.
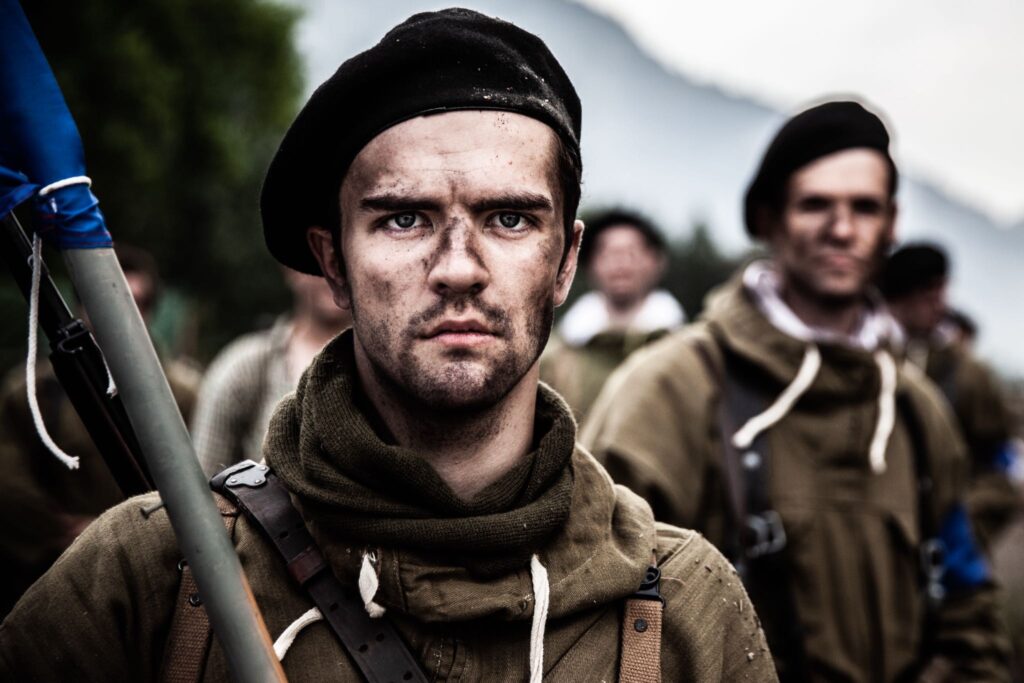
<box><xmin>939</xmin><ymin>503</ymin><xmax>991</xmax><ymax>591</ymax></box>
<box><xmin>0</xmin><ymin>0</ymin><xmax>111</xmax><ymax>248</ymax></box>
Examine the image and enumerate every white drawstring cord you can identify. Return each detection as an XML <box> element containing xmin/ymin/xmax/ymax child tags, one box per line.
<box><xmin>273</xmin><ymin>606</ymin><xmax>323</xmax><ymax>661</ymax></box>
<box><xmin>26</xmin><ymin>233</ymin><xmax>79</xmax><ymax>470</ymax></box>
<box><xmin>868</xmin><ymin>350</ymin><xmax>897</xmax><ymax>474</ymax></box>
<box><xmin>528</xmin><ymin>554</ymin><xmax>550</xmax><ymax>683</ymax></box>
<box><xmin>358</xmin><ymin>551</ymin><xmax>387</xmax><ymax>618</ymax></box>
<box><xmin>732</xmin><ymin>345</ymin><xmax>822</xmax><ymax>450</ymax></box>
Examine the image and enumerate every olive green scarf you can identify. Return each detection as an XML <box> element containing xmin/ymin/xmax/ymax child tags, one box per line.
<box><xmin>265</xmin><ymin>331</ymin><xmax>576</xmax><ymax>575</ymax></box>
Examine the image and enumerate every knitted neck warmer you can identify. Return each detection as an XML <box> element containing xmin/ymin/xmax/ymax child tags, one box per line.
<box><xmin>264</xmin><ymin>331</ymin><xmax>577</xmax><ymax>575</ymax></box>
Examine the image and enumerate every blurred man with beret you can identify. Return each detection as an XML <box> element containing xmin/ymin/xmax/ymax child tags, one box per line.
<box><xmin>584</xmin><ymin>100</ymin><xmax>1010</xmax><ymax>681</ymax></box>
<box><xmin>883</xmin><ymin>242</ymin><xmax>1022</xmax><ymax>550</ymax></box>
<box><xmin>0</xmin><ymin>9</ymin><xmax>774</xmax><ymax>681</ymax></box>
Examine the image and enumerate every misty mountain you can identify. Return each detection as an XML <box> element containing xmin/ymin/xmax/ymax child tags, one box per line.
<box><xmin>291</xmin><ymin>0</ymin><xmax>1024</xmax><ymax>374</ymax></box>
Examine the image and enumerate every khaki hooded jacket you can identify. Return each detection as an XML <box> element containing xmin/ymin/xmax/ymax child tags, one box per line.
<box><xmin>0</xmin><ymin>339</ymin><xmax>774</xmax><ymax>682</ymax></box>
<box><xmin>582</xmin><ymin>270</ymin><xmax>1010</xmax><ymax>682</ymax></box>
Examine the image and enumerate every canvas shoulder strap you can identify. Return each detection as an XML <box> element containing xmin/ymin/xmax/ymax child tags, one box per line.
<box><xmin>160</xmin><ymin>493</ymin><xmax>239</xmax><ymax>683</ymax></box>
<box><xmin>211</xmin><ymin>460</ymin><xmax>428</xmax><ymax>683</ymax></box>
<box><xmin>618</xmin><ymin>564</ymin><xmax>663</xmax><ymax>683</ymax></box>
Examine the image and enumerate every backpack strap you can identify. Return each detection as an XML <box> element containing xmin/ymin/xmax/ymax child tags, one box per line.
<box><xmin>692</xmin><ymin>339</ymin><xmax>810</xmax><ymax>680</ymax></box>
<box><xmin>160</xmin><ymin>493</ymin><xmax>239</xmax><ymax>683</ymax></box>
<box><xmin>618</xmin><ymin>564</ymin><xmax>663</xmax><ymax>683</ymax></box>
<box><xmin>211</xmin><ymin>460</ymin><xmax>428</xmax><ymax>683</ymax></box>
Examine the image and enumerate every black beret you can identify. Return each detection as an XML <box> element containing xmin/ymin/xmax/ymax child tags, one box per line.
<box><xmin>880</xmin><ymin>242</ymin><xmax>949</xmax><ymax>299</ymax></box>
<box><xmin>743</xmin><ymin>100</ymin><xmax>898</xmax><ymax>238</ymax></box>
<box><xmin>261</xmin><ymin>8</ymin><xmax>582</xmax><ymax>274</ymax></box>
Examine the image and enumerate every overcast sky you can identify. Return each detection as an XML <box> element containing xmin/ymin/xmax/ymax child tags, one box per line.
<box><xmin>576</xmin><ymin>0</ymin><xmax>1024</xmax><ymax>227</ymax></box>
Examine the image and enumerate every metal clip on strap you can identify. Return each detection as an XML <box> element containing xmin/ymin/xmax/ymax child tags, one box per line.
<box><xmin>212</xmin><ymin>460</ymin><xmax>428</xmax><ymax>683</ymax></box>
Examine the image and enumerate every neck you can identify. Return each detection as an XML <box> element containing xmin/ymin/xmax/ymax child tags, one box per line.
<box><xmin>353</xmin><ymin>345</ymin><xmax>538</xmax><ymax>502</ymax></box>
<box><xmin>780</xmin><ymin>279</ymin><xmax>864</xmax><ymax>336</ymax></box>
<box><xmin>603</xmin><ymin>292</ymin><xmax>647</xmax><ymax>330</ymax></box>
<box><xmin>287</xmin><ymin>309</ymin><xmax>346</xmax><ymax>382</ymax></box>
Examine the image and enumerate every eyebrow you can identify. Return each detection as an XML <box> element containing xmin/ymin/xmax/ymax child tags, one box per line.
<box><xmin>358</xmin><ymin>192</ymin><xmax>554</xmax><ymax>214</ymax></box>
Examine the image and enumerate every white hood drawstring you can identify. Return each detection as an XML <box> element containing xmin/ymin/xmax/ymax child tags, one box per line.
<box><xmin>868</xmin><ymin>350</ymin><xmax>897</xmax><ymax>474</ymax></box>
<box><xmin>358</xmin><ymin>551</ymin><xmax>387</xmax><ymax>618</ymax></box>
<box><xmin>528</xmin><ymin>553</ymin><xmax>550</xmax><ymax>683</ymax></box>
<box><xmin>732</xmin><ymin>345</ymin><xmax>822</xmax><ymax>451</ymax></box>
<box><xmin>273</xmin><ymin>606</ymin><xmax>323</xmax><ymax>661</ymax></box>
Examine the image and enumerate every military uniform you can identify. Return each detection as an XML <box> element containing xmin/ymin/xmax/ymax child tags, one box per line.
<box><xmin>908</xmin><ymin>339</ymin><xmax>1022</xmax><ymax>549</ymax></box>
<box><xmin>582</xmin><ymin>269</ymin><xmax>1010</xmax><ymax>681</ymax></box>
<box><xmin>0</xmin><ymin>333</ymin><xmax>775</xmax><ymax>681</ymax></box>
<box><xmin>542</xmin><ymin>290</ymin><xmax>685</xmax><ymax>423</ymax></box>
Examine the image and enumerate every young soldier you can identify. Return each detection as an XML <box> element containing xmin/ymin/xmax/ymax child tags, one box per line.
<box><xmin>0</xmin><ymin>10</ymin><xmax>773</xmax><ymax>682</ymax></box>
<box><xmin>583</xmin><ymin>101</ymin><xmax>1010</xmax><ymax>681</ymax></box>
<box><xmin>542</xmin><ymin>208</ymin><xmax>685</xmax><ymax>422</ymax></box>
<box><xmin>883</xmin><ymin>243</ymin><xmax>1021</xmax><ymax>549</ymax></box>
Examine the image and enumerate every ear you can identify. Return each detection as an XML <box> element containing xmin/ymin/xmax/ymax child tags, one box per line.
<box><xmin>883</xmin><ymin>200</ymin><xmax>898</xmax><ymax>247</ymax></box>
<box><xmin>307</xmin><ymin>226</ymin><xmax>352</xmax><ymax>310</ymax></box>
<box><xmin>554</xmin><ymin>219</ymin><xmax>584</xmax><ymax>306</ymax></box>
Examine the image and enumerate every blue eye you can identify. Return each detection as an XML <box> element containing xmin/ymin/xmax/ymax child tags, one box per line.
<box><xmin>392</xmin><ymin>213</ymin><xmax>417</xmax><ymax>229</ymax></box>
<box><xmin>498</xmin><ymin>213</ymin><xmax>522</xmax><ymax>229</ymax></box>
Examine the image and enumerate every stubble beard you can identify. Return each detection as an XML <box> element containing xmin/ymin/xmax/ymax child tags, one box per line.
<box><xmin>357</xmin><ymin>293</ymin><xmax>555</xmax><ymax>416</ymax></box>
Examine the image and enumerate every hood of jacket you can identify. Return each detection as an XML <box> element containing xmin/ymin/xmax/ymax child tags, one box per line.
<box><xmin>703</xmin><ymin>261</ymin><xmax>906</xmax><ymax>404</ymax></box>
<box><xmin>264</xmin><ymin>331</ymin><xmax>656</xmax><ymax>624</ymax></box>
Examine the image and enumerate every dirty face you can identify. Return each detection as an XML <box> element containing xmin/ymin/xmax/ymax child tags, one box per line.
<box><xmin>770</xmin><ymin>148</ymin><xmax>896</xmax><ymax>306</ymax></box>
<box><xmin>587</xmin><ymin>224</ymin><xmax>664</xmax><ymax>308</ymax></box>
<box><xmin>311</xmin><ymin>110</ymin><xmax>581</xmax><ymax>410</ymax></box>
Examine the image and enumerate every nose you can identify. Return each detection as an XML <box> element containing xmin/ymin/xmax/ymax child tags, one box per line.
<box><xmin>426</xmin><ymin>222</ymin><xmax>490</xmax><ymax>296</ymax></box>
<box><xmin>826</xmin><ymin>202</ymin><xmax>856</xmax><ymax>242</ymax></box>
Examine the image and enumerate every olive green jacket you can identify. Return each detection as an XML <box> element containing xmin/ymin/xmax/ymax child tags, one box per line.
<box><xmin>915</xmin><ymin>341</ymin><xmax>1021</xmax><ymax>548</ymax></box>
<box><xmin>582</xmin><ymin>276</ymin><xmax>1010</xmax><ymax>682</ymax></box>
<box><xmin>541</xmin><ymin>329</ymin><xmax>668</xmax><ymax>424</ymax></box>
<box><xmin>0</xmin><ymin>445</ymin><xmax>775</xmax><ymax>681</ymax></box>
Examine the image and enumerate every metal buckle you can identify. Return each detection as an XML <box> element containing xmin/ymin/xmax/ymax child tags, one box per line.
<box><xmin>744</xmin><ymin>510</ymin><xmax>787</xmax><ymax>558</ymax></box>
<box><xmin>920</xmin><ymin>538</ymin><xmax>947</xmax><ymax>603</ymax></box>
<box><xmin>632</xmin><ymin>565</ymin><xmax>666</xmax><ymax>605</ymax></box>
<box><xmin>209</xmin><ymin>459</ymin><xmax>268</xmax><ymax>491</ymax></box>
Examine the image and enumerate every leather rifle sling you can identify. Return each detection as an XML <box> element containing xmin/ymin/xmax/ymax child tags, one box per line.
<box><xmin>212</xmin><ymin>460</ymin><xmax>428</xmax><ymax>683</ymax></box>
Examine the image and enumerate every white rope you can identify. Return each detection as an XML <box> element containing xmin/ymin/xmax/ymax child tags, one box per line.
<box><xmin>528</xmin><ymin>554</ymin><xmax>550</xmax><ymax>683</ymax></box>
<box><xmin>358</xmin><ymin>551</ymin><xmax>387</xmax><ymax>618</ymax></box>
<box><xmin>272</xmin><ymin>606</ymin><xmax>323</xmax><ymax>661</ymax></box>
<box><xmin>868</xmin><ymin>350</ymin><xmax>898</xmax><ymax>474</ymax></box>
<box><xmin>732</xmin><ymin>345</ymin><xmax>822</xmax><ymax>450</ymax></box>
<box><xmin>37</xmin><ymin>175</ymin><xmax>91</xmax><ymax>196</ymax></box>
<box><xmin>26</xmin><ymin>234</ymin><xmax>80</xmax><ymax>470</ymax></box>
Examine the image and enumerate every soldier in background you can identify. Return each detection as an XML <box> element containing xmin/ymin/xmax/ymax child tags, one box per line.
<box><xmin>0</xmin><ymin>244</ymin><xmax>200</xmax><ymax>617</ymax></box>
<box><xmin>583</xmin><ymin>100</ymin><xmax>1010</xmax><ymax>680</ymax></box>
<box><xmin>882</xmin><ymin>242</ymin><xmax>1022</xmax><ymax>549</ymax></box>
<box><xmin>541</xmin><ymin>209</ymin><xmax>684</xmax><ymax>421</ymax></box>
<box><xmin>190</xmin><ymin>268</ymin><xmax>350</xmax><ymax>476</ymax></box>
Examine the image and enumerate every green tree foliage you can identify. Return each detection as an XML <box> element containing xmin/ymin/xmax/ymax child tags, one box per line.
<box><xmin>663</xmin><ymin>223</ymin><xmax>746</xmax><ymax>318</ymax></box>
<box><xmin>1</xmin><ymin>0</ymin><xmax>302</xmax><ymax>369</ymax></box>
